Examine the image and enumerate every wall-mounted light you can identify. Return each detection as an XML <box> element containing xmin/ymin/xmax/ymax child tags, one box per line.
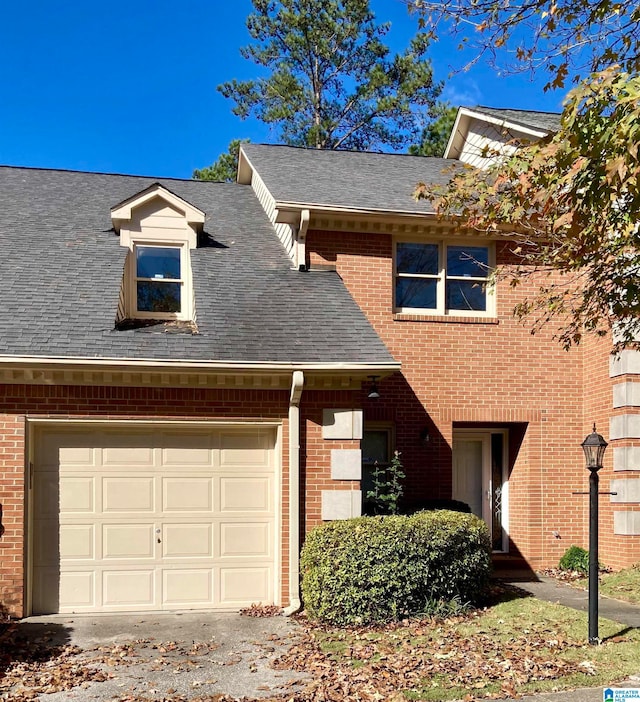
<box><xmin>420</xmin><ymin>427</ymin><xmax>430</xmax><ymax>445</ymax></box>
<box><xmin>367</xmin><ymin>375</ymin><xmax>380</xmax><ymax>399</ymax></box>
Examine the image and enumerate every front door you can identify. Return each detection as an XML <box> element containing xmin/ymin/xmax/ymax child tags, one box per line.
<box><xmin>452</xmin><ymin>430</ymin><xmax>508</xmax><ymax>552</ymax></box>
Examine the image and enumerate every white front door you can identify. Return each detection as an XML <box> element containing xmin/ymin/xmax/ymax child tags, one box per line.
<box><xmin>452</xmin><ymin>430</ymin><xmax>508</xmax><ymax>552</ymax></box>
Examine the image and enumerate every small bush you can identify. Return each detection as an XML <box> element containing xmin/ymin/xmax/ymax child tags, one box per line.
<box><xmin>300</xmin><ymin>510</ymin><xmax>491</xmax><ymax>625</ymax></box>
<box><xmin>401</xmin><ymin>499</ymin><xmax>472</xmax><ymax>515</ymax></box>
<box><xmin>559</xmin><ymin>545</ymin><xmax>590</xmax><ymax>574</ymax></box>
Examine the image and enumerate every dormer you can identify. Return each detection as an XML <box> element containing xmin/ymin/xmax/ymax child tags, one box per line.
<box><xmin>111</xmin><ymin>184</ymin><xmax>205</xmax><ymax>323</ymax></box>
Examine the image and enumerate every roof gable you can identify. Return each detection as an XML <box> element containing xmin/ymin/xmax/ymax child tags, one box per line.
<box><xmin>111</xmin><ymin>183</ymin><xmax>205</xmax><ymax>241</ymax></box>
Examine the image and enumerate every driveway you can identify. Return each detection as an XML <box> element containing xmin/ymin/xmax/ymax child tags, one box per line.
<box><xmin>1</xmin><ymin>611</ymin><xmax>309</xmax><ymax>701</ymax></box>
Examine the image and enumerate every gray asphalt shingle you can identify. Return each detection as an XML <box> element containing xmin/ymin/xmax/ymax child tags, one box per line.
<box><xmin>241</xmin><ymin>144</ymin><xmax>456</xmax><ymax>215</ymax></box>
<box><xmin>0</xmin><ymin>166</ymin><xmax>396</xmax><ymax>365</ymax></box>
<box><xmin>470</xmin><ymin>106</ymin><xmax>561</xmax><ymax>134</ymax></box>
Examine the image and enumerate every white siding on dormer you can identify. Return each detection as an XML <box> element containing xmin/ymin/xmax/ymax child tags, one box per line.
<box><xmin>459</xmin><ymin>120</ymin><xmax>538</xmax><ymax>170</ymax></box>
<box><xmin>250</xmin><ymin>170</ymin><xmax>297</xmax><ymax>263</ymax></box>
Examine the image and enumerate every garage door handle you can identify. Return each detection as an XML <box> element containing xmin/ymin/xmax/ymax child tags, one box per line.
<box><xmin>157</xmin><ymin>537</ymin><xmax>162</xmax><ymax>543</ymax></box>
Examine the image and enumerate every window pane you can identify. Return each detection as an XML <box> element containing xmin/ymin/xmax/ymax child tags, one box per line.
<box><xmin>447</xmin><ymin>280</ymin><xmax>486</xmax><ymax>311</ymax></box>
<box><xmin>137</xmin><ymin>281</ymin><xmax>181</xmax><ymax>313</ymax></box>
<box><xmin>447</xmin><ymin>246</ymin><xmax>488</xmax><ymax>278</ymax></box>
<box><xmin>362</xmin><ymin>430</ymin><xmax>390</xmax><ymax>465</ymax></box>
<box><xmin>396</xmin><ymin>243</ymin><xmax>439</xmax><ymax>274</ymax></box>
<box><xmin>136</xmin><ymin>246</ymin><xmax>181</xmax><ymax>280</ymax></box>
<box><xmin>396</xmin><ymin>277</ymin><xmax>437</xmax><ymax>309</ymax></box>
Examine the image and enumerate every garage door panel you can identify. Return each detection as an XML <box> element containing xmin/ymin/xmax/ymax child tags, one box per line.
<box><xmin>163</xmin><ymin>569</ymin><xmax>213</xmax><ymax>605</ymax></box>
<box><xmin>162</xmin><ymin>524</ymin><xmax>212</xmax><ymax>558</ymax></box>
<box><xmin>219</xmin><ymin>567</ymin><xmax>271</xmax><ymax>605</ymax></box>
<box><xmin>103</xmin><ymin>570</ymin><xmax>155</xmax><ymax>607</ymax></box>
<box><xmin>103</xmin><ymin>524</ymin><xmax>154</xmax><ymax>559</ymax></box>
<box><xmin>33</xmin><ymin>473</ymin><xmax>60</xmax><ymax>518</ymax></box>
<box><xmin>219</xmin><ymin>522</ymin><xmax>271</xmax><ymax>558</ymax></box>
<box><xmin>60</xmin><ymin>571</ymin><xmax>95</xmax><ymax>609</ymax></box>
<box><xmin>32</xmin><ymin>568</ymin><xmax>61</xmax><ymax>613</ymax></box>
<box><xmin>101</xmin><ymin>439</ymin><xmax>154</xmax><ymax>468</ymax></box>
<box><xmin>162</xmin><ymin>432</ymin><xmax>214</xmax><ymax>467</ymax></box>
<box><xmin>219</xmin><ymin>477</ymin><xmax>272</xmax><ymax>512</ymax></box>
<box><xmin>33</xmin><ymin>425</ymin><xmax>278</xmax><ymax>614</ymax></box>
<box><xmin>220</xmin><ymin>431</ymin><xmax>272</xmax><ymax>468</ymax></box>
<box><xmin>162</xmin><ymin>477</ymin><xmax>213</xmax><ymax>512</ymax></box>
<box><xmin>39</xmin><ymin>431</ymin><xmax>96</xmax><ymax>468</ymax></box>
<box><xmin>60</xmin><ymin>524</ymin><xmax>95</xmax><ymax>560</ymax></box>
<box><xmin>60</xmin><ymin>477</ymin><xmax>95</xmax><ymax>513</ymax></box>
<box><xmin>103</xmin><ymin>477</ymin><xmax>155</xmax><ymax>512</ymax></box>
<box><xmin>33</xmin><ymin>520</ymin><xmax>59</xmax><ymax>566</ymax></box>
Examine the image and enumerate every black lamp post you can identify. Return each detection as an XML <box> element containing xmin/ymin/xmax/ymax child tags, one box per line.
<box><xmin>581</xmin><ymin>424</ymin><xmax>608</xmax><ymax>645</ymax></box>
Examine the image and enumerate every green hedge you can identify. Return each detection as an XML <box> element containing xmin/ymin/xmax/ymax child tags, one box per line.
<box><xmin>300</xmin><ymin>510</ymin><xmax>492</xmax><ymax>625</ymax></box>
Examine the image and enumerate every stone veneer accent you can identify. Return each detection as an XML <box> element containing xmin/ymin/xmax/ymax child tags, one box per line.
<box><xmin>321</xmin><ymin>490</ymin><xmax>362</xmax><ymax>520</ymax></box>
<box><xmin>613</xmin><ymin>447</ymin><xmax>640</xmax><ymax>472</ymax></box>
<box><xmin>614</xmin><ymin>511</ymin><xmax>640</xmax><ymax>536</ymax></box>
<box><xmin>330</xmin><ymin>449</ymin><xmax>362</xmax><ymax>480</ymax></box>
<box><xmin>322</xmin><ymin>408</ymin><xmax>363</xmax><ymax>440</ymax></box>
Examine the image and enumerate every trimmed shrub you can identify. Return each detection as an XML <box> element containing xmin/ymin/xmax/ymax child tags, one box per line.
<box><xmin>401</xmin><ymin>498</ymin><xmax>472</xmax><ymax>515</ymax></box>
<box><xmin>300</xmin><ymin>510</ymin><xmax>491</xmax><ymax>625</ymax></box>
<box><xmin>559</xmin><ymin>545</ymin><xmax>590</xmax><ymax>574</ymax></box>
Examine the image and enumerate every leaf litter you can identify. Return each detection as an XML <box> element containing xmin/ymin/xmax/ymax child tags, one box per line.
<box><xmin>0</xmin><ymin>605</ymin><xmax>615</xmax><ymax>702</ymax></box>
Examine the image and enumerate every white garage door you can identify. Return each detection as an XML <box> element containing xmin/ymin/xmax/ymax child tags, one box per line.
<box><xmin>31</xmin><ymin>425</ymin><xmax>278</xmax><ymax>614</ymax></box>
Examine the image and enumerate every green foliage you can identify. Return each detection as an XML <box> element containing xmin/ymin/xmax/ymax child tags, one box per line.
<box><xmin>366</xmin><ymin>450</ymin><xmax>405</xmax><ymax>515</ymax></box>
<box><xmin>418</xmin><ymin>68</ymin><xmax>640</xmax><ymax>350</ymax></box>
<box><xmin>559</xmin><ymin>545</ymin><xmax>590</xmax><ymax>574</ymax></box>
<box><xmin>218</xmin><ymin>0</ymin><xmax>442</xmax><ymax>151</ymax></box>
<box><xmin>300</xmin><ymin>510</ymin><xmax>491</xmax><ymax>625</ymax></box>
<box><xmin>409</xmin><ymin>104</ymin><xmax>457</xmax><ymax>157</ymax></box>
<box><xmin>193</xmin><ymin>139</ymin><xmax>249</xmax><ymax>182</ymax></box>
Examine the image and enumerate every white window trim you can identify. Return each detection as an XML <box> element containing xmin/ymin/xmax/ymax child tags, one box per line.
<box><xmin>394</xmin><ymin>238</ymin><xmax>496</xmax><ymax>317</ymax></box>
<box><xmin>127</xmin><ymin>240</ymin><xmax>192</xmax><ymax>321</ymax></box>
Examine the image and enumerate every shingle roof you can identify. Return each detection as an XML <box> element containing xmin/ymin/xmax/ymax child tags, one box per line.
<box><xmin>0</xmin><ymin>166</ymin><xmax>396</xmax><ymax>366</ymax></box>
<box><xmin>470</xmin><ymin>106</ymin><xmax>561</xmax><ymax>134</ymax></box>
<box><xmin>241</xmin><ymin>144</ymin><xmax>457</xmax><ymax>215</ymax></box>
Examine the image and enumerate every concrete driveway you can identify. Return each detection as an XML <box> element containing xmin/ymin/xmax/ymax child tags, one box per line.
<box><xmin>5</xmin><ymin>611</ymin><xmax>309</xmax><ymax>701</ymax></box>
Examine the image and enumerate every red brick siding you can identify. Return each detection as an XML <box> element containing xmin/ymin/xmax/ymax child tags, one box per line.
<box><xmin>309</xmin><ymin>230</ymin><xmax>596</xmax><ymax>569</ymax></box>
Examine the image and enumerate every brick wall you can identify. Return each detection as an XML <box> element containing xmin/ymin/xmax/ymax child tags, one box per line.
<box><xmin>308</xmin><ymin>230</ymin><xmax>596</xmax><ymax>569</ymax></box>
<box><xmin>0</xmin><ymin>383</ymin><xmax>358</xmax><ymax>617</ymax></box>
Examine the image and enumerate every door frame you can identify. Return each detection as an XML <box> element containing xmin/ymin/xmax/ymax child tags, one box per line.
<box><xmin>452</xmin><ymin>428</ymin><xmax>509</xmax><ymax>553</ymax></box>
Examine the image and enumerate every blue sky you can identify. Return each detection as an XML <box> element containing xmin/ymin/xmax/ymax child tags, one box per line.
<box><xmin>0</xmin><ymin>0</ymin><xmax>564</xmax><ymax>179</ymax></box>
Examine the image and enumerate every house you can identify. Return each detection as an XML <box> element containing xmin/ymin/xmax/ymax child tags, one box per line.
<box><xmin>0</xmin><ymin>106</ymin><xmax>638</xmax><ymax>618</ymax></box>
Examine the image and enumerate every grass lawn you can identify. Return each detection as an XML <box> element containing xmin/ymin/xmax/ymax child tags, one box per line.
<box><xmin>574</xmin><ymin>564</ymin><xmax>640</xmax><ymax>605</ymax></box>
<box><xmin>284</xmin><ymin>586</ymin><xmax>640</xmax><ymax>701</ymax></box>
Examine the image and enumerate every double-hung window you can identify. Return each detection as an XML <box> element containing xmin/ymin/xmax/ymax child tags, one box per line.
<box><xmin>395</xmin><ymin>241</ymin><xmax>494</xmax><ymax>316</ymax></box>
<box><xmin>132</xmin><ymin>243</ymin><xmax>188</xmax><ymax>318</ymax></box>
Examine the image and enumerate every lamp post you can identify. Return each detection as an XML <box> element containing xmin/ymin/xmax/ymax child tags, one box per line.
<box><xmin>581</xmin><ymin>424</ymin><xmax>608</xmax><ymax>645</ymax></box>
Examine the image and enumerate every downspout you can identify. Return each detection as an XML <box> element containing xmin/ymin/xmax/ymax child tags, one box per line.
<box><xmin>296</xmin><ymin>209</ymin><xmax>310</xmax><ymax>271</ymax></box>
<box><xmin>284</xmin><ymin>370</ymin><xmax>304</xmax><ymax>615</ymax></box>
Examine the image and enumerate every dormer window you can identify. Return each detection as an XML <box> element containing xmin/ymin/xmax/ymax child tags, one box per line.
<box><xmin>111</xmin><ymin>184</ymin><xmax>204</xmax><ymax>325</ymax></box>
<box><xmin>134</xmin><ymin>244</ymin><xmax>185</xmax><ymax>316</ymax></box>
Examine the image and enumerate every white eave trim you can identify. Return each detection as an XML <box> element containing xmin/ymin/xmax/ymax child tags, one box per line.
<box><xmin>0</xmin><ymin>354</ymin><xmax>400</xmax><ymax>373</ymax></box>
<box><xmin>274</xmin><ymin>201</ymin><xmax>437</xmax><ymax>223</ymax></box>
<box><xmin>444</xmin><ymin>107</ymin><xmax>552</xmax><ymax>160</ymax></box>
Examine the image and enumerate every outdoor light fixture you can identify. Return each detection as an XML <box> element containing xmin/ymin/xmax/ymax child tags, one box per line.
<box><xmin>581</xmin><ymin>424</ymin><xmax>608</xmax><ymax>470</ymax></box>
<box><xmin>367</xmin><ymin>375</ymin><xmax>380</xmax><ymax>399</ymax></box>
<box><xmin>581</xmin><ymin>423</ymin><xmax>608</xmax><ymax>645</ymax></box>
